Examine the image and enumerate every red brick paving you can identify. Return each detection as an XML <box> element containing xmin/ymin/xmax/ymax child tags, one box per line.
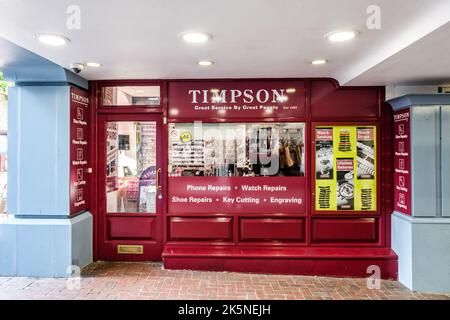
<box><xmin>0</xmin><ymin>261</ymin><xmax>449</xmax><ymax>300</ymax></box>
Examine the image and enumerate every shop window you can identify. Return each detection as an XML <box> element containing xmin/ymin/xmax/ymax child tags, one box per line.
<box><xmin>168</xmin><ymin>122</ymin><xmax>305</xmax><ymax>177</ymax></box>
<box><xmin>102</xmin><ymin>86</ymin><xmax>161</xmax><ymax>106</ymax></box>
<box><xmin>106</xmin><ymin>121</ymin><xmax>157</xmax><ymax>213</ymax></box>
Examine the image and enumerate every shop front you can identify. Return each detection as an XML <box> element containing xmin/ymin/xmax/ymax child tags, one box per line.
<box><xmin>90</xmin><ymin>78</ymin><xmax>397</xmax><ymax>279</ymax></box>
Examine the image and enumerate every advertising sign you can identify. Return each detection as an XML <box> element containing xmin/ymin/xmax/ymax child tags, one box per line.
<box><xmin>393</xmin><ymin>109</ymin><xmax>411</xmax><ymax>215</ymax></box>
<box><xmin>168</xmin><ymin>81</ymin><xmax>306</xmax><ymax>119</ymax></box>
<box><xmin>168</xmin><ymin>176</ymin><xmax>305</xmax><ymax>214</ymax></box>
<box><xmin>69</xmin><ymin>87</ymin><xmax>90</xmax><ymax>214</ymax></box>
<box><xmin>314</xmin><ymin>125</ymin><xmax>377</xmax><ymax>212</ymax></box>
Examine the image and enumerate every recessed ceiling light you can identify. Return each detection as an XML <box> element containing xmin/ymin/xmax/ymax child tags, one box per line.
<box><xmin>312</xmin><ymin>59</ymin><xmax>328</xmax><ymax>65</ymax></box>
<box><xmin>35</xmin><ymin>33</ymin><xmax>70</xmax><ymax>46</ymax></box>
<box><xmin>286</xmin><ymin>88</ymin><xmax>296</xmax><ymax>93</ymax></box>
<box><xmin>180</xmin><ymin>31</ymin><xmax>212</xmax><ymax>44</ymax></box>
<box><xmin>86</xmin><ymin>62</ymin><xmax>102</xmax><ymax>67</ymax></box>
<box><xmin>198</xmin><ymin>60</ymin><xmax>214</xmax><ymax>66</ymax></box>
<box><xmin>325</xmin><ymin>30</ymin><xmax>357</xmax><ymax>42</ymax></box>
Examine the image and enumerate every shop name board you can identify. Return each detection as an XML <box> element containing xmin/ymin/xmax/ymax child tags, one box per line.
<box><xmin>169</xmin><ymin>81</ymin><xmax>306</xmax><ymax>119</ymax></box>
<box><xmin>188</xmin><ymin>89</ymin><xmax>291</xmax><ymax>104</ymax></box>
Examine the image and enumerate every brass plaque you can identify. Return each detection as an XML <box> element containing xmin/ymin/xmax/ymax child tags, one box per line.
<box><xmin>117</xmin><ymin>244</ymin><xmax>144</xmax><ymax>254</ymax></box>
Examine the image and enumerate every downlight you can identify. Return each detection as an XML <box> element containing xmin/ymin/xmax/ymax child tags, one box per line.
<box><xmin>198</xmin><ymin>60</ymin><xmax>214</xmax><ymax>66</ymax></box>
<box><xmin>36</xmin><ymin>33</ymin><xmax>70</xmax><ymax>46</ymax></box>
<box><xmin>312</xmin><ymin>59</ymin><xmax>327</xmax><ymax>65</ymax></box>
<box><xmin>325</xmin><ymin>30</ymin><xmax>357</xmax><ymax>42</ymax></box>
<box><xmin>180</xmin><ymin>31</ymin><xmax>212</xmax><ymax>44</ymax></box>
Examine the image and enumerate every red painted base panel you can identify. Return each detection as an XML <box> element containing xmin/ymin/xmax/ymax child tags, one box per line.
<box><xmin>162</xmin><ymin>246</ymin><xmax>398</xmax><ymax>280</ymax></box>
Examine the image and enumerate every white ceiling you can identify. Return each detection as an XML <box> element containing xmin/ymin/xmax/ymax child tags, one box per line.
<box><xmin>0</xmin><ymin>0</ymin><xmax>449</xmax><ymax>86</ymax></box>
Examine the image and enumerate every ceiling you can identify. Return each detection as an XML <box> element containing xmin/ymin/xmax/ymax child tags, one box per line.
<box><xmin>0</xmin><ymin>0</ymin><xmax>449</xmax><ymax>86</ymax></box>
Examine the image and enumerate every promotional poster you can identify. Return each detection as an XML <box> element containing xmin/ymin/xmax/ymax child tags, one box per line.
<box><xmin>314</xmin><ymin>126</ymin><xmax>377</xmax><ymax>212</ymax></box>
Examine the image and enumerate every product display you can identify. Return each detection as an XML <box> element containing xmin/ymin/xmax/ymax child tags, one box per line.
<box><xmin>168</xmin><ymin>123</ymin><xmax>305</xmax><ymax>177</ymax></box>
<box><xmin>315</xmin><ymin>125</ymin><xmax>377</xmax><ymax>212</ymax></box>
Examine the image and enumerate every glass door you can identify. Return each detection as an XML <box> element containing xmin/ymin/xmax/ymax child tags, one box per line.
<box><xmin>98</xmin><ymin>114</ymin><xmax>164</xmax><ymax>260</ymax></box>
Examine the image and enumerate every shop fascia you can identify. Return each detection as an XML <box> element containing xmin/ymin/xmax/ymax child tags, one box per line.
<box><xmin>188</xmin><ymin>88</ymin><xmax>291</xmax><ymax>104</ymax></box>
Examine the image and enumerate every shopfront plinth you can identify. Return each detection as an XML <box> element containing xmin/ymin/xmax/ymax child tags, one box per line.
<box><xmin>388</xmin><ymin>95</ymin><xmax>450</xmax><ymax>293</ymax></box>
<box><xmin>0</xmin><ymin>79</ymin><xmax>93</xmax><ymax>277</ymax></box>
<box><xmin>162</xmin><ymin>246</ymin><xmax>398</xmax><ymax>279</ymax></box>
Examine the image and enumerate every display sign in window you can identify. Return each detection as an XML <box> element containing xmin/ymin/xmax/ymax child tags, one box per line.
<box><xmin>168</xmin><ymin>122</ymin><xmax>306</xmax><ymax>214</ymax></box>
<box><xmin>314</xmin><ymin>125</ymin><xmax>377</xmax><ymax>212</ymax></box>
<box><xmin>168</xmin><ymin>122</ymin><xmax>305</xmax><ymax>177</ymax></box>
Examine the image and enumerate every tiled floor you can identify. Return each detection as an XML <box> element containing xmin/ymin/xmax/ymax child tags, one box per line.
<box><xmin>0</xmin><ymin>262</ymin><xmax>449</xmax><ymax>300</ymax></box>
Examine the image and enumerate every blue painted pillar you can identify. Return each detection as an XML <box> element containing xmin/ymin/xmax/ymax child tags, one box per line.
<box><xmin>387</xmin><ymin>94</ymin><xmax>450</xmax><ymax>293</ymax></box>
<box><xmin>0</xmin><ymin>84</ymin><xmax>93</xmax><ymax>277</ymax></box>
<box><xmin>8</xmin><ymin>85</ymin><xmax>71</xmax><ymax>216</ymax></box>
<box><xmin>0</xmin><ymin>38</ymin><xmax>93</xmax><ymax>277</ymax></box>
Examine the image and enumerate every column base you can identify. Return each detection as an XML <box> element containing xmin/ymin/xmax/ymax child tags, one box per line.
<box><xmin>392</xmin><ymin>211</ymin><xmax>450</xmax><ymax>293</ymax></box>
<box><xmin>0</xmin><ymin>212</ymin><xmax>92</xmax><ymax>277</ymax></box>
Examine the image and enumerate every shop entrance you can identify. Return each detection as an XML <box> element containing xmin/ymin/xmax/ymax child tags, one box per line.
<box><xmin>97</xmin><ymin>114</ymin><xmax>164</xmax><ymax>260</ymax></box>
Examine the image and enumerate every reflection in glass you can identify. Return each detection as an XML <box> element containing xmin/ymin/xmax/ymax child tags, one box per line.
<box><xmin>168</xmin><ymin>122</ymin><xmax>305</xmax><ymax>177</ymax></box>
<box><xmin>106</xmin><ymin>121</ymin><xmax>157</xmax><ymax>213</ymax></box>
<box><xmin>102</xmin><ymin>86</ymin><xmax>161</xmax><ymax>106</ymax></box>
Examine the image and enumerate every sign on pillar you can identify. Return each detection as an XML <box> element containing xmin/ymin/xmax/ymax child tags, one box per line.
<box><xmin>69</xmin><ymin>87</ymin><xmax>90</xmax><ymax>214</ymax></box>
<box><xmin>393</xmin><ymin>109</ymin><xmax>411</xmax><ymax>215</ymax></box>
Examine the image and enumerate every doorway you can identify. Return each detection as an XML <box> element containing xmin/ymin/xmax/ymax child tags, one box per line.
<box><xmin>97</xmin><ymin>114</ymin><xmax>164</xmax><ymax>260</ymax></box>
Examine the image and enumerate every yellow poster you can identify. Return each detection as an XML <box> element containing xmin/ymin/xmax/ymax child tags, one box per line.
<box><xmin>315</xmin><ymin>126</ymin><xmax>376</xmax><ymax>212</ymax></box>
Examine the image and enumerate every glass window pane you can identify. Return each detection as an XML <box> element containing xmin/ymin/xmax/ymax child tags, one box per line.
<box><xmin>168</xmin><ymin>122</ymin><xmax>305</xmax><ymax>177</ymax></box>
<box><xmin>102</xmin><ymin>86</ymin><xmax>161</xmax><ymax>106</ymax></box>
<box><xmin>106</xmin><ymin>121</ymin><xmax>157</xmax><ymax>213</ymax></box>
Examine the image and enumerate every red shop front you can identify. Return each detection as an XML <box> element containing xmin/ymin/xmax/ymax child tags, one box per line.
<box><xmin>90</xmin><ymin>78</ymin><xmax>397</xmax><ymax>279</ymax></box>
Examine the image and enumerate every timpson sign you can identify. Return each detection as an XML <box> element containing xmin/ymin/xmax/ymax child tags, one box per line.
<box><xmin>168</xmin><ymin>80</ymin><xmax>306</xmax><ymax>119</ymax></box>
<box><xmin>189</xmin><ymin>89</ymin><xmax>292</xmax><ymax>104</ymax></box>
<box><xmin>71</xmin><ymin>91</ymin><xmax>89</xmax><ymax>105</ymax></box>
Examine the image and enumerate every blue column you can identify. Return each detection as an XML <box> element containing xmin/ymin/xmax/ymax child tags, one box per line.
<box><xmin>0</xmin><ymin>37</ymin><xmax>92</xmax><ymax>277</ymax></box>
<box><xmin>388</xmin><ymin>94</ymin><xmax>450</xmax><ymax>293</ymax></box>
<box><xmin>8</xmin><ymin>85</ymin><xmax>71</xmax><ymax>216</ymax></box>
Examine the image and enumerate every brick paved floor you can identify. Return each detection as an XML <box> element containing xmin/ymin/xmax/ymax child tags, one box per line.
<box><xmin>0</xmin><ymin>262</ymin><xmax>449</xmax><ymax>300</ymax></box>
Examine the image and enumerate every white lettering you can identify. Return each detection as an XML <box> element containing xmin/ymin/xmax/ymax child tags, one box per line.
<box><xmin>230</xmin><ymin>89</ymin><xmax>242</xmax><ymax>103</ymax></box>
<box><xmin>188</xmin><ymin>88</ymin><xmax>292</xmax><ymax>104</ymax></box>
<box><xmin>188</xmin><ymin>90</ymin><xmax>201</xmax><ymax>103</ymax></box>
<box><xmin>256</xmin><ymin>89</ymin><xmax>270</xmax><ymax>103</ymax></box>
<box><xmin>243</xmin><ymin>89</ymin><xmax>254</xmax><ymax>103</ymax></box>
